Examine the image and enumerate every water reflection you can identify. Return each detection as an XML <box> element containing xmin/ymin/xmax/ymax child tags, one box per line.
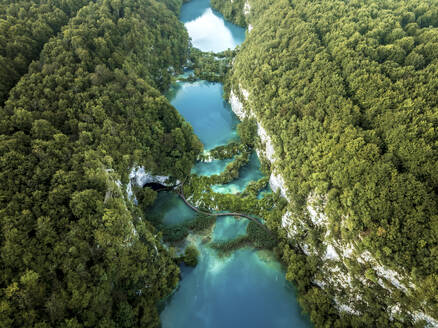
<box><xmin>180</xmin><ymin>0</ymin><xmax>245</xmax><ymax>52</ymax></box>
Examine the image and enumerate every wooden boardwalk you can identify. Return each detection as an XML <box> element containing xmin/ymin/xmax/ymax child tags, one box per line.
<box><xmin>175</xmin><ymin>189</ymin><xmax>270</xmax><ymax>232</ymax></box>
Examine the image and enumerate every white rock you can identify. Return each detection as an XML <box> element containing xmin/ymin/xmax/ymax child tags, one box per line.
<box><xmin>340</xmin><ymin>244</ymin><xmax>355</xmax><ymax>258</ymax></box>
<box><xmin>357</xmin><ymin>251</ymin><xmax>410</xmax><ymax>293</ymax></box>
<box><xmin>281</xmin><ymin>211</ymin><xmax>298</xmax><ymax>238</ymax></box>
<box><xmin>257</xmin><ymin>123</ymin><xmax>276</xmax><ymax>163</ymax></box>
<box><xmin>269</xmin><ymin>172</ymin><xmax>288</xmax><ymax>199</ymax></box>
<box><xmin>301</xmin><ymin>243</ymin><xmax>312</xmax><ymax>256</ymax></box>
<box><xmin>241</xmin><ymin>87</ymin><xmax>250</xmax><ymax>100</ymax></box>
<box><xmin>281</xmin><ymin>211</ymin><xmax>293</xmax><ymax>228</ymax></box>
<box><xmin>325</xmin><ymin>244</ymin><xmax>340</xmax><ymax>261</ymax></box>
<box><xmin>307</xmin><ymin>204</ymin><xmax>328</xmax><ymax>226</ymax></box>
<box><xmin>129</xmin><ymin>167</ymin><xmax>171</xmax><ymax>188</ymax></box>
<box><xmin>248</xmin><ymin>24</ymin><xmax>253</xmax><ymax>33</ymax></box>
<box><xmin>243</xmin><ymin>0</ymin><xmax>251</xmax><ymax>16</ymax></box>
<box><xmin>229</xmin><ymin>89</ymin><xmax>246</xmax><ymax>120</ymax></box>
<box><xmin>337</xmin><ymin>302</ymin><xmax>361</xmax><ymax>315</ymax></box>
<box><xmin>388</xmin><ymin>305</ymin><xmax>401</xmax><ymax>319</ymax></box>
<box><xmin>313</xmin><ymin>279</ymin><xmax>327</xmax><ymax>288</ymax></box>
<box><xmin>306</xmin><ymin>193</ymin><xmax>328</xmax><ymax>226</ymax></box>
<box><xmin>412</xmin><ymin>311</ymin><xmax>438</xmax><ymax>327</ymax></box>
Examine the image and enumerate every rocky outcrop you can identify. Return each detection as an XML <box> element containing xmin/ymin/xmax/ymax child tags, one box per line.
<box><xmin>126</xmin><ymin>167</ymin><xmax>175</xmax><ymax>199</ymax></box>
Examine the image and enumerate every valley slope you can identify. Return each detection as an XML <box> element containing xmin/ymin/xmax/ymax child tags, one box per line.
<box><xmin>219</xmin><ymin>0</ymin><xmax>438</xmax><ymax>326</ymax></box>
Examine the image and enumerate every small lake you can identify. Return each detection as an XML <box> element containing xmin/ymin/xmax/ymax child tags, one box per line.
<box><xmin>168</xmin><ymin>81</ymin><xmax>239</xmax><ymax>150</ymax></box>
<box><xmin>180</xmin><ymin>0</ymin><xmax>246</xmax><ymax>52</ymax></box>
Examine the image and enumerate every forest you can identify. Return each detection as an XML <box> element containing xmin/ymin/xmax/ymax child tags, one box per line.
<box><xmin>225</xmin><ymin>0</ymin><xmax>438</xmax><ymax>326</ymax></box>
<box><xmin>1</xmin><ymin>0</ymin><xmax>437</xmax><ymax>326</ymax></box>
<box><xmin>0</xmin><ymin>0</ymin><xmax>202</xmax><ymax>327</ymax></box>
<box><xmin>0</xmin><ymin>0</ymin><xmax>92</xmax><ymax>105</ymax></box>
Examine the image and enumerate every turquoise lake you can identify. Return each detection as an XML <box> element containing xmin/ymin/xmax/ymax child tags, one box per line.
<box><xmin>157</xmin><ymin>1</ymin><xmax>312</xmax><ymax>327</ymax></box>
<box><xmin>169</xmin><ymin>81</ymin><xmax>239</xmax><ymax>150</ymax></box>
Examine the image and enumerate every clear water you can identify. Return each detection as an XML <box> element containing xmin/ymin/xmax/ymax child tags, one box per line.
<box><xmin>212</xmin><ymin>216</ymin><xmax>248</xmax><ymax>241</ymax></box>
<box><xmin>191</xmin><ymin>158</ymin><xmax>234</xmax><ymax>176</ymax></box>
<box><xmin>161</xmin><ymin>244</ymin><xmax>310</xmax><ymax>328</ymax></box>
<box><xmin>180</xmin><ymin>0</ymin><xmax>246</xmax><ymax>52</ymax></box>
<box><xmin>169</xmin><ymin>81</ymin><xmax>239</xmax><ymax>150</ymax></box>
<box><xmin>147</xmin><ymin>191</ymin><xmax>196</xmax><ymax>226</ymax></box>
<box><xmin>159</xmin><ymin>1</ymin><xmax>312</xmax><ymax>327</ymax></box>
<box><xmin>212</xmin><ymin>152</ymin><xmax>264</xmax><ymax>194</ymax></box>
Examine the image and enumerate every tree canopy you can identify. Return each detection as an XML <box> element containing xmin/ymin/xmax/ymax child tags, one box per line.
<box><xmin>0</xmin><ymin>0</ymin><xmax>94</xmax><ymax>105</ymax></box>
<box><xmin>226</xmin><ymin>0</ymin><xmax>438</xmax><ymax>325</ymax></box>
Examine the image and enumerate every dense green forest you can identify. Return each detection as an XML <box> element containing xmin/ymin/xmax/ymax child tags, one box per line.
<box><xmin>211</xmin><ymin>0</ymin><xmax>246</xmax><ymax>26</ymax></box>
<box><xmin>223</xmin><ymin>0</ymin><xmax>438</xmax><ymax>326</ymax></box>
<box><xmin>0</xmin><ymin>0</ymin><xmax>94</xmax><ymax>105</ymax></box>
<box><xmin>1</xmin><ymin>0</ymin><xmax>437</xmax><ymax>326</ymax></box>
<box><xmin>0</xmin><ymin>0</ymin><xmax>201</xmax><ymax>326</ymax></box>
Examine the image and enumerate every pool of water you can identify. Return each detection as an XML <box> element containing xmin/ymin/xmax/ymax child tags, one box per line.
<box><xmin>147</xmin><ymin>191</ymin><xmax>196</xmax><ymax>226</ymax></box>
<box><xmin>161</xmin><ymin>242</ymin><xmax>310</xmax><ymax>328</ymax></box>
<box><xmin>169</xmin><ymin>81</ymin><xmax>239</xmax><ymax>150</ymax></box>
<box><xmin>180</xmin><ymin>0</ymin><xmax>246</xmax><ymax>52</ymax></box>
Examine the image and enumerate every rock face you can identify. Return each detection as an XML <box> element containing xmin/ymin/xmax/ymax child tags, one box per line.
<box><xmin>129</xmin><ymin>167</ymin><xmax>171</xmax><ymax>187</ymax></box>
<box><xmin>228</xmin><ymin>84</ymin><xmax>438</xmax><ymax>327</ymax></box>
<box><xmin>126</xmin><ymin>167</ymin><xmax>174</xmax><ymax>199</ymax></box>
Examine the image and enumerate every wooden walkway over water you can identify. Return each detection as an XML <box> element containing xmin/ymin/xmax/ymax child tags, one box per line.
<box><xmin>175</xmin><ymin>189</ymin><xmax>270</xmax><ymax>232</ymax></box>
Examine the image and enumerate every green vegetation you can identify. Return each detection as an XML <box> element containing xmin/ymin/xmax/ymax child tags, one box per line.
<box><xmin>210</xmin><ymin>221</ymin><xmax>277</xmax><ymax>255</ymax></box>
<box><xmin>0</xmin><ymin>0</ymin><xmax>202</xmax><ymax>326</ymax></box>
<box><xmin>151</xmin><ymin>213</ymin><xmax>216</xmax><ymax>243</ymax></box>
<box><xmin>247</xmin><ymin>221</ymin><xmax>276</xmax><ymax>249</ymax></box>
<box><xmin>185</xmin><ymin>48</ymin><xmax>236</xmax><ymax>82</ymax></box>
<box><xmin>237</xmin><ymin>118</ymin><xmax>258</xmax><ymax>149</ymax></box>
<box><xmin>211</xmin><ymin>0</ymin><xmax>247</xmax><ymax>27</ymax></box>
<box><xmin>2</xmin><ymin>0</ymin><xmax>435</xmax><ymax>325</ymax></box>
<box><xmin>192</xmin><ymin>118</ymin><xmax>259</xmax><ymax>187</ymax></box>
<box><xmin>133</xmin><ymin>186</ymin><xmax>158</xmax><ymax>212</ymax></box>
<box><xmin>210</xmin><ymin>235</ymin><xmax>251</xmax><ymax>255</ymax></box>
<box><xmin>222</xmin><ymin>0</ymin><xmax>438</xmax><ymax>325</ymax></box>
<box><xmin>200</xmin><ymin>141</ymin><xmax>242</xmax><ymax>160</ymax></box>
<box><xmin>0</xmin><ymin>0</ymin><xmax>91</xmax><ymax>105</ymax></box>
<box><xmin>182</xmin><ymin>245</ymin><xmax>200</xmax><ymax>267</ymax></box>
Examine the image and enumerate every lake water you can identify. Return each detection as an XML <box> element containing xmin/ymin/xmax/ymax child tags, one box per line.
<box><xmin>158</xmin><ymin>1</ymin><xmax>312</xmax><ymax>327</ymax></box>
<box><xmin>168</xmin><ymin>81</ymin><xmax>239</xmax><ymax>150</ymax></box>
<box><xmin>180</xmin><ymin>0</ymin><xmax>246</xmax><ymax>52</ymax></box>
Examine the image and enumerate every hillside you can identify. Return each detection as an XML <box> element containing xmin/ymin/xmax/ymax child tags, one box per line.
<box><xmin>0</xmin><ymin>0</ymin><xmax>201</xmax><ymax>326</ymax></box>
<box><xmin>223</xmin><ymin>0</ymin><xmax>438</xmax><ymax>326</ymax></box>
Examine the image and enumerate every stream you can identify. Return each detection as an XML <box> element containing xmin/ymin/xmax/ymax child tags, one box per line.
<box><xmin>151</xmin><ymin>0</ymin><xmax>312</xmax><ymax>326</ymax></box>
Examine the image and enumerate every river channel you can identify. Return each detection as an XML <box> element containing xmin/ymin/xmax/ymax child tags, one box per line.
<box><xmin>152</xmin><ymin>0</ymin><xmax>312</xmax><ymax>326</ymax></box>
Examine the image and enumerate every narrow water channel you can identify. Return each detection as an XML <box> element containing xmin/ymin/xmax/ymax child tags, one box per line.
<box><xmin>154</xmin><ymin>0</ymin><xmax>313</xmax><ymax>326</ymax></box>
